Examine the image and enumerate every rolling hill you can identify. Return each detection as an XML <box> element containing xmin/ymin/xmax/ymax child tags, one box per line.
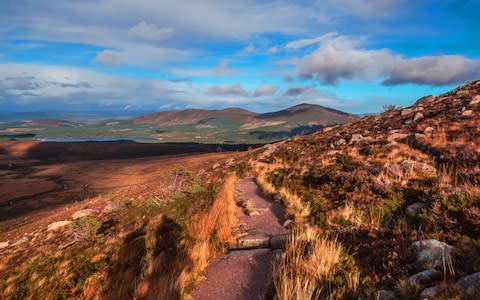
<box><xmin>0</xmin><ymin>104</ymin><xmax>357</xmax><ymax>144</ymax></box>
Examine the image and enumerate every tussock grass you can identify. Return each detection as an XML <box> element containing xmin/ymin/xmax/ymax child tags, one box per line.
<box><xmin>274</xmin><ymin>226</ymin><xmax>359</xmax><ymax>300</ymax></box>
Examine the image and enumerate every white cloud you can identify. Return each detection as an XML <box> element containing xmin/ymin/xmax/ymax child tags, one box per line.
<box><xmin>93</xmin><ymin>50</ymin><xmax>122</xmax><ymax>66</ymax></box>
<box><xmin>267</xmin><ymin>46</ymin><xmax>278</xmax><ymax>54</ymax></box>
<box><xmin>207</xmin><ymin>84</ymin><xmax>250</xmax><ymax>97</ymax></box>
<box><xmin>128</xmin><ymin>21</ymin><xmax>174</xmax><ymax>41</ymax></box>
<box><xmin>285</xmin><ymin>32</ymin><xmax>338</xmax><ymax>50</ymax></box>
<box><xmin>213</xmin><ymin>59</ymin><xmax>237</xmax><ymax>76</ymax></box>
<box><xmin>241</xmin><ymin>44</ymin><xmax>256</xmax><ymax>54</ymax></box>
<box><xmin>293</xmin><ymin>34</ymin><xmax>480</xmax><ymax>85</ymax></box>
<box><xmin>254</xmin><ymin>85</ymin><xmax>277</xmax><ymax>97</ymax></box>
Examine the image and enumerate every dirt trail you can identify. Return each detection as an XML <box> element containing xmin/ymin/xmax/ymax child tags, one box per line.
<box><xmin>190</xmin><ymin>177</ymin><xmax>288</xmax><ymax>300</ymax></box>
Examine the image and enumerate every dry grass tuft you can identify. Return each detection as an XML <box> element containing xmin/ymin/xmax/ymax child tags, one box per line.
<box><xmin>274</xmin><ymin>226</ymin><xmax>358</xmax><ymax>300</ymax></box>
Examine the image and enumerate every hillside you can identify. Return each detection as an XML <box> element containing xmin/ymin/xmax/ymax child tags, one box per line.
<box><xmin>0</xmin><ymin>104</ymin><xmax>356</xmax><ymax>144</ymax></box>
<box><xmin>240</xmin><ymin>80</ymin><xmax>480</xmax><ymax>298</ymax></box>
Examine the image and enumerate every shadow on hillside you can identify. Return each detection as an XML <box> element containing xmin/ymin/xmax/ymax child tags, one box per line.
<box><xmin>102</xmin><ymin>216</ymin><xmax>190</xmax><ymax>300</ymax></box>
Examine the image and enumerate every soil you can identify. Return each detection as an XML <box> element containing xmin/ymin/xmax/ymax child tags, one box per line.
<box><xmin>0</xmin><ymin>140</ymin><xmax>237</xmax><ymax>242</ymax></box>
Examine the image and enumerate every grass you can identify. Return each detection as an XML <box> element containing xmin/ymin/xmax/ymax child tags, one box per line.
<box><xmin>274</xmin><ymin>226</ymin><xmax>359</xmax><ymax>300</ymax></box>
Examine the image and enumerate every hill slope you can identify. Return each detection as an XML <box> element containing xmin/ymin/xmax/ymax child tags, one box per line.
<box><xmin>244</xmin><ymin>80</ymin><xmax>480</xmax><ymax>298</ymax></box>
<box><xmin>1</xmin><ymin>104</ymin><xmax>357</xmax><ymax>143</ymax></box>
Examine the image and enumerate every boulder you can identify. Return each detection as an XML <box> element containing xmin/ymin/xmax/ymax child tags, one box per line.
<box><xmin>387</xmin><ymin>133</ymin><xmax>408</xmax><ymax>143</ymax></box>
<box><xmin>461</xmin><ymin>110</ymin><xmax>473</xmax><ymax>117</ymax></box>
<box><xmin>47</xmin><ymin>220</ymin><xmax>72</xmax><ymax>232</ymax></box>
<box><xmin>457</xmin><ymin>272</ymin><xmax>480</xmax><ymax>296</ymax></box>
<box><xmin>412</xmin><ymin>239</ymin><xmax>453</xmax><ymax>268</ymax></box>
<box><xmin>406</xmin><ymin>202</ymin><xmax>428</xmax><ymax>217</ymax></box>
<box><xmin>401</xmin><ymin>160</ymin><xmax>437</xmax><ymax>177</ymax></box>
<box><xmin>335</xmin><ymin>138</ymin><xmax>346</xmax><ymax>146</ymax></box>
<box><xmin>424</xmin><ymin>127</ymin><xmax>434</xmax><ymax>134</ymax></box>
<box><xmin>408</xmin><ymin>269</ymin><xmax>442</xmax><ymax>286</ymax></box>
<box><xmin>470</xmin><ymin>95</ymin><xmax>480</xmax><ymax>106</ymax></box>
<box><xmin>72</xmin><ymin>209</ymin><xmax>98</xmax><ymax>220</ymax></box>
<box><xmin>376</xmin><ymin>289</ymin><xmax>396</xmax><ymax>300</ymax></box>
<box><xmin>414</xmin><ymin>112</ymin><xmax>424</xmax><ymax>121</ymax></box>
<box><xmin>0</xmin><ymin>241</ymin><xmax>9</xmax><ymax>249</ymax></box>
<box><xmin>401</xmin><ymin>108</ymin><xmax>414</xmax><ymax>116</ymax></box>
<box><xmin>349</xmin><ymin>134</ymin><xmax>364</xmax><ymax>144</ymax></box>
<box><xmin>420</xmin><ymin>286</ymin><xmax>438</xmax><ymax>299</ymax></box>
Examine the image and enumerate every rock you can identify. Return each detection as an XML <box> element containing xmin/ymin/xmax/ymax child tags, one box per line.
<box><xmin>12</xmin><ymin>236</ymin><xmax>30</xmax><ymax>246</ymax></box>
<box><xmin>414</xmin><ymin>112</ymin><xmax>424</xmax><ymax>121</ymax></box>
<box><xmin>420</xmin><ymin>286</ymin><xmax>438</xmax><ymax>299</ymax></box>
<box><xmin>406</xmin><ymin>202</ymin><xmax>428</xmax><ymax>217</ymax></box>
<box><xmin>270</xmin><ymin>235</ymin><xmax>286</xmax><ymax>250</ymax></box>
<box><xmin>334</xmin><ymin>138</ymin><xmax>346</xmax><ymax>146</ymax></box>
<box><xmin>404</xmin><ymin>119</ymin><xmax>413</xmax><ymax>125</ymax></box>
<box><xmin>401</xmin><ymin>108</ymin><xmax>414</xmax><ymax>116</ymax></box>
<box><xmin>461</xmin><ymin>110</ymin><xmax>473</xmax><ymax>117</ymax></box>
<box><xmin>414</xmin><ymin>133</ymin><xmax>426</xmax><ymax>140</ymax></box>
<box><xmin>283</xmin><ymin>219</ymin><xmax>293</xmax><ymax>228</ymax></box>
<box><xmin>72</xmin><ymin>209</ymin><xmax>98</xmax><ymax>220</ymax></box>
<box><xmin>457</xmin><ymin>272</ymin><xmax>480</xmax><ymax>296</ymax></box>
<box><xmin>103</xmin><ymin>200</ymin><xmax>125</xmax><ymax>213</ymax></box>
<box><xmin>386</xmin><ymin>164</ymin><xmax>404</xmax><ymax>178</ymax></box>
<box><xmin>412</xmin><ymin>239</ymin><xmax>453</xmax><ymax>268</ymax></box>
<box><xmin>376</xmin><ymin>289</ymin><xmax>396</xmax><ymax>300</ymax></box>
<box><xmin>424</xmin><ymin>127</ymin><xmax>434</xmax><ymax>134</ymax></box>
<box><xmin>387</xmin><ymin>133</ymin><xmax>408</xmax><ymax>143</ymax></box>
<box><xmin>47</xmin><ymin>220</ymin><xmax>71</xmax><ymax>232</ymax></box>
<box><xmin>212</xmin><ymin>163</ymin><xmax>221</xmax><ymax>169</ymax></box>
<box><xmin>470</xmin><ymin>95</ymin><xmax>480</xmax><ymax>105</ymax></box>
<box><xmin>0</xmin><ymin>241</ymin><xmax>9</xmax><ymax>249</ymax></box>
<box><xmin>236</xmin><ymin>234</ymin><xmax>270</xmax><ymax>249</ymax></box>
<box><xmin>349</xmin><ymin>134</ymin><xmax>364</xmax><ymax>144</ymax></box>
<box><xmin>408</xmin><ymin>269</ymin><xmax>442</xmax><ymax>286</ymax></box>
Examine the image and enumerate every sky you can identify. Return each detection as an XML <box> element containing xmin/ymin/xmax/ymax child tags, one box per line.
<box><xmin>0</xmin><ymin>0</ymin><xmax>479</xmax><ymax>114</ymax></box>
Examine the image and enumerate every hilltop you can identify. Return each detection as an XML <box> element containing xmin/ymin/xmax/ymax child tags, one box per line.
<box><xmin>0</xmin><ymin>103</ymin><xmax>356</xmax><ymax>144</ymax></box>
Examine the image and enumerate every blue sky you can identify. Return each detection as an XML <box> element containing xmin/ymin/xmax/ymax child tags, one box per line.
<box><xmin>0</xmin><ymin>0</ymin><xmax>479</xmax><ymax>114</ymax></box>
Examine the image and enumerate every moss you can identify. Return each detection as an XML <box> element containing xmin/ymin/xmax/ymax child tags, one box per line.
<box><xmin>435</xmin><ymin>193</ymin><xmax>479</xmax><ymax>213</ymax></box>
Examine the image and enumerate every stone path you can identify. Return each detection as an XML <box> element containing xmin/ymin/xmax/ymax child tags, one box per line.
<box><xmin>190</xmin><ymin>177</ymin><xmax>288</xmax><ymax>300</ymax></box>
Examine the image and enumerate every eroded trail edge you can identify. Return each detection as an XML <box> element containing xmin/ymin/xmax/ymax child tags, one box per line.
<box><xmin>190</xmin><ymin>177</ymin><xmax>288</xmax><ymax>300</ymax></box>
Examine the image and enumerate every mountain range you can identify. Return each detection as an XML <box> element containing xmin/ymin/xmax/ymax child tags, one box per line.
<box><xmin>0</xmin><ymin>104</ymin><xmax>357</xmax><ymax>143</ymax></box>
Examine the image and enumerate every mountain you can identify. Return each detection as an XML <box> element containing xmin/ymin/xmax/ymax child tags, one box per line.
<box><xmin>0</xmin><ymin>103</ymin><xmax>356</xmax><ymax>143</ymax></box>
<box><xmin>243</xmin><ymin>80</ymin><xmax>480</xmax><ymax>298</ymax></box>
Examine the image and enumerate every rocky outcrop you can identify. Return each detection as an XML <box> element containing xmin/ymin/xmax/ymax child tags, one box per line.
<box><xmin>412</xmin><ymin>239</ymin><xmax>453</xmax><ymax>268</ymax></box>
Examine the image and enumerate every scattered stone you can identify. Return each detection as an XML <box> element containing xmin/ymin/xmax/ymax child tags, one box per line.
<box><xmin>470</xmin><ymin>95</ymin><xmax>480</xmax><ymax>105</ymax></box>
<box><xmin>420</xmin><ymin>286</ymin><xmax>438</xmax><ymax>299</ymax></box>
<box><xmin>349</xmin><ymin>134</ymin><xmax>364</xmax><ymax>144</ymax></box>
<box><xmin>283</xmin><ymin>219</ymin><xmax>293</xmax><ymax>228</ymax></box>
<box><xmin>404</xmin><ymin>119</ymin><xmax>413</xmax><ymax>125</ymax></box>
<box><xmin>0</xmin><ymin>241</ymin><xmax>9</xmax><ymax>249</ymax></box>
<box><xmin>387</xmin><ymin>133</ymin><xmax>408</xmax><ymax>143</ymax></box>
<box><xmin>457</xmin><ymin>272</ymin><xmax>480</xmax><ymax>296</ymax></box>
<box><xmin>376</xmin><ymin>289</ymin><xmax>397</xmax><ymax>300</ymax></box>
<box><xmin>405</xmin><ymin>202</ymin><xmax>427</xmax><ymax>217</ymax></box>
<box><xmin>414</xmin><ymin>133</ymin><xmax>426</xmax><ymax>140</ymax></box>
<box><xmin>212</xmin><ymin>163</ymin><xmax>221</xmax><ymax>169</ymax></box>
<box><xmin>408</xmin><ymin>269</ymin><xmax>442</xmax><ymax>286</ymax></box>
<box><xmin>401</xmin><ymin>108</ymin><xmax>414</xmax><ymax>116</ymax></box>
<box><xmin>414</xmin><ymin>112</ymin><xmax>424</xmax><ymax>121</ymax></box>
<box><xmin>461</xmin><ymin>110</ymin><xmax>473</xmax><ymax>117</ymax></box>
<box><xmin>47</xmin><ymin>220</ymin><xmax>71</xmax><ymax>232</ymax></box>
<box><xmin>103</xmin><ymin>200</ymin><xmax>125</xmax><ymax>213</ymax></box>
<box><xmin>12</xmin><ymin>236</ymin><xmax>30</xmax><ymax>247</ymax></box>
<box><xmin>334</xmin><ymin>138</ymin><xmax>346</xmax><ymax>146</ymax></box>
<box><xmin>424</xmin><ymin>127</ymin><xmax>435</xmax><ymax>134</ymax></box>
<box><xmin>72</xmin><ymin>209</ymin><xmax>98</xmax><ymax>220</ymax></box>
<box><xmin>412</xmin><ymin>239</ymin><xmax>453</xmax><ymax>268</ymax></box>
<box><xmin>386</xmin><ymin>164</ymin><xmax>403</xmax><ymax>178</ymax></box>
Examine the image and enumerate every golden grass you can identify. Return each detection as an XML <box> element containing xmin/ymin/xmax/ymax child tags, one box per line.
<box><xmin>181</xmin><ymin>173</ymin><xmax>239</xmax><ymax>292</ymax></box>
<box><xmin>274</xmin><ymin>226</ymin><xmax>358</xmax><ymax>300</ymax></box>
<box><xmin>328</xmin><ymin>202</ymin><xmax>364</xmax><ymax>227</ymax></box>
